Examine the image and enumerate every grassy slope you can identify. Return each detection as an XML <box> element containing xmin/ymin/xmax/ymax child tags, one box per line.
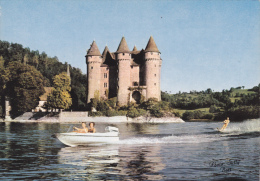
<box><xmin>173</xmin><ymin>89</ymin><xmax>256</xmax><ymax>116</ymax></box>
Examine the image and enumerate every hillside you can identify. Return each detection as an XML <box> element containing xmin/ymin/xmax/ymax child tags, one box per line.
<box><xmin>162</xmin><ymin>86</ymin><xmax>259</xmax><ymax>121</ymax></box>
<box><xmin>0</xmin><ymin>40</ymin><xmax>87</xmax><ymax>116</ymax></box>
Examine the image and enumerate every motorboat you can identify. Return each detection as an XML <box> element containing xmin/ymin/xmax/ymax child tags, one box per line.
<box><xmin>55</xmin><ymin>126</ymin><xmax>119</xmax><ymax>147</ymax></box>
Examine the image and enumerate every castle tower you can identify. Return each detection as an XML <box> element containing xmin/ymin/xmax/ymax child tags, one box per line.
<box><xmin>144</xmin><ymin>36</ymin><xmax>162</xmax><ymax>101</ymax></box>
<box><xmin>86</xmin><ymin>41</ymin><xmax>102</xmax><ymax>103</ymax></box>
<box><xmin>116</xmin><ymin>37</ymin><xmax>131</xmax><ymax>105</ymax></box>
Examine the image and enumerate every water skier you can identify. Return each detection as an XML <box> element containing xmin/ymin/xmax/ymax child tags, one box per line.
<box><xmin>218</xmin><ymin>117</ymin><xmax>230</xmax><ymax>131</ymax></box>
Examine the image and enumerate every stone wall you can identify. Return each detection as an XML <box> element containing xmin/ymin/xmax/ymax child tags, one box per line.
<box><xmin>59</xmin><ymin>111</ymin><xmax>89</xmax><ymax>122</ymax></box>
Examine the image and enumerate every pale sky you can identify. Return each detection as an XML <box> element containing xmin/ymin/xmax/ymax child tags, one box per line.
<box><xmin>0</xmin><ymin>0</ymin><xmax>259</xmax><ymax>93</ymax></box>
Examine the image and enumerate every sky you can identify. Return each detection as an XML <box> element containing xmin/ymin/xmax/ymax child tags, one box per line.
<box><xmin>0</xmin><ymin>0</ymin><xmax>259</xmax><ymax>93</ymax></box>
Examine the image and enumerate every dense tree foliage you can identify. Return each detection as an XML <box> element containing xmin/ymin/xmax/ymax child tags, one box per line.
<box><xmin>0</xmin><ymin>40</ymin><xmax>87</xmax><ymax>115</ymax></box>
<box><xmin>4</xmin><ymin>62</ymin><xmax>45</xmax><ymax>117</ymax></box>
<box><xmin>46</xmin><ymin>73</ymin><xmax>72</xmax><ymax>111</ymax></box>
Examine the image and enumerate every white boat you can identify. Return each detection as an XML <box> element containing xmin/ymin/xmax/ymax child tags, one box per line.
<box><xmin>56</xmin><ymin>126</ymin><xmax>119</xmax><ymax>147</ymax></box>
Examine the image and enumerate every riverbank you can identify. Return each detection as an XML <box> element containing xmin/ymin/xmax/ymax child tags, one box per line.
<box><xmin>1</xmin><ymin>112</ymin><xmax>184</xmax><ymax>123</ymax></box>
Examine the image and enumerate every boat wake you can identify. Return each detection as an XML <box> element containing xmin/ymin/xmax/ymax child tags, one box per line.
<box><xmin>118</xmin><ymin>134</ymin><xmax>220</xmax><ymax>145</ymax></box>
<box><xmin>223</xmin><ymin>118</ymin><xmax>260</xmax><ymax>133</ymax></box>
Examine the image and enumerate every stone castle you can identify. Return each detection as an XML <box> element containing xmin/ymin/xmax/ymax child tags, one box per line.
<box><xmin>86</xmin><ymin>36</ymin><xmax>162</xmax><ymax>106</ymax></box>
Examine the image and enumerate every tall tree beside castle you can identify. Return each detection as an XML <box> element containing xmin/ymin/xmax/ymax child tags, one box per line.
<box><xmin>4</xmin><ymin>62</ymin><xmax>45</xmax><ymax>116</ymax></box>
<box><xmin>46</xmin><ymin>72</ymin><xmax>72</xmax><ymax>111</ymax></box>
<box><xmin>86</xmin><ymin>36</ymin><xmax>162</xmax><ymax>106</ymax></box>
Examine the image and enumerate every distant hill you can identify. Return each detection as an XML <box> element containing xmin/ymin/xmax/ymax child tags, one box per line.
<box><xmin>161</xmin><ymin>85</ymin><xmax>259</xmax><ymax>121</ymax></box>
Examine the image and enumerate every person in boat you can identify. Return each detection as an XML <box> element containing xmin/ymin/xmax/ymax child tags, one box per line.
<box><xmin>88</xmin><ymin>122</ymin><xmax>96</xmax><ymax>133</ymax></box>
<box><xmin>218</xmin><ymin>117</ymin><xmax>230</xmax><ymax>131</ymax></box>
<box><xmin>73</xmin><ymin>122</ymin><xmax>88</xmax><ymax>133</ymax></box>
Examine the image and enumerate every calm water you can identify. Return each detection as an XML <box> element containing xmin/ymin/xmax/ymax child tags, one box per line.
<box><xmin>0</xmin><ymin>119</ymin><xmax>259</xmax><ymax>181</ymax></box>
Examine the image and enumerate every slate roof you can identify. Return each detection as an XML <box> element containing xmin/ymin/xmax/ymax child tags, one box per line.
<box><xmin>87</xmin><ymin>41</ymin><xmax>102</xmax><ymax>56</ymax></box>
<box><xmin>145</xmin><ymin>36</ymin><xmax>160</xmax><ymax>52</ymax></box>
<box><xmin>116</xmin><ymin>37</ymin><xmax>130</xmax><ymax>53</ymax></box>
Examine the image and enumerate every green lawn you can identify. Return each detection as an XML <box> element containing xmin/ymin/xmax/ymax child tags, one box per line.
<box><xmin>230</xmin><ymin>89</ymin><xmax>256</xmax><ymax>97</ymax></box>
<box><xmin>174</xmin><ymin>107</ymin><xmax>210</xmax><ymax>116</ymax></box>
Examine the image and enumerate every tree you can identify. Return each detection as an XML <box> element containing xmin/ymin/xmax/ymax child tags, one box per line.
<box><xmin>4</xmin><ymin>62</ymin><xmax>45</xmax><ymax>116</ymax></box>
<box><xmin>47</xmin><ymin>72</ymin><xmax>72</xmax><ymax>111</ymax></box>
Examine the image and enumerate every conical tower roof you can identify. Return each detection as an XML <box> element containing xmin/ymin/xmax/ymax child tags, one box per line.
<box><xmin>132</xmin><ymin>45</ymin><xmax>138</xmax><ymax>51</ymax></box>
<box><xmin>116</xmin><ymin>37</ymin><xmax>130</xmax><ymax>53</ymax></box>
<box><xmin>102</xmin><ymin>46</ymin><xmax>109</xmax><ymax>57</ymax></box>
<box><xmin>87</xmin><ymin>41</ymin><xmax>102</xmax><ymax>56</ymax></box>
<box><xmin>145</xmin><ymin>36</ymin><xmax>160</xmax><ymax>52</ymax></box>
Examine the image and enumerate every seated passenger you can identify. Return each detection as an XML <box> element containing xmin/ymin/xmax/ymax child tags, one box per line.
<box><xmin>73</xmin><ymin>122</ymin><xmax>88</xmax><ymax>133</ymax></box>
<box><xmin>88</xmin><ymin>122</ymin><xmax>96</xmax><ymax>133</ymax></box>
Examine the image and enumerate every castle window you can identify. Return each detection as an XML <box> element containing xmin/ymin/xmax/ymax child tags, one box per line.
<box><xmin>154</xmin><ymin>83</ymin><xmax>156</xmax><ymax>86</ymax></box>
<box><xmin>104</xmin><ymin>73</ymin><xmax>107</xmax><ymax>78</ymax></box>
<box><xmin>155</xmin><ymin>64</ymin><xmax>156</xmax><ymax>67</ymax></box>
<box><xmin>104</xmin><ymin>83</ymin><xmax>107</xmax><ymax>87</ymax></box>
<box><xmin>123</xmin><ymin>53</ymin><xmax>125</xmax><ymax>56</ymax></box>
<box><xmin>155</xmin><ymin>74</ymin><xmax>156</xmax><ymax>77</ymax></box>
<box><xmin>151</xmin><ymin>52</ymin><xmax>153</xmax><ymax>55</ymax></box>
<box><xmin>131</xmin><ymin>66</ymin><xmax>133</xmax><ymax>69</ymax></box>
<box><xmin>91</xmin><ymin>66</ymin><xmax>93</xmax><ymax>69</ymax></box>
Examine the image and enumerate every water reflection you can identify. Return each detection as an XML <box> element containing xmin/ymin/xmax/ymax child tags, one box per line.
<box><xmin>0</xmin><ymin>122</ymin><xmax>61</xmax><ymax>179</ymax></box>
<box><xmin>57</xmin><ymin>144</ymin><xmax>164</xmax><ymax>180</ymax></box>
<box><xmin>0</xmin><ymin>122</ymin><xmax>166</xmax><ymax>180</ymax></box>
<box><xmin>1</xmin><ymin>121</ymin><xmax>257</xmax><ymax>180</ymax></box>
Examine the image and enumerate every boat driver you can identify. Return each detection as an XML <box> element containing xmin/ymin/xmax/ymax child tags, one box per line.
<box><xmin>73</xmin><ymin>122</ymin><xmax>88</xmax><ymax>133</ymax></box>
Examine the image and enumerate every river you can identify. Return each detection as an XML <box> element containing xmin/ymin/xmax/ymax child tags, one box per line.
<box><xmin>0</xmin><ymin>119</ymin><xmax>259</xmax><ymax>180</ymax></box>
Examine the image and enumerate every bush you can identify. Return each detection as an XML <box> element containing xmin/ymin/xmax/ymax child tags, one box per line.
<box><xmin>202</xmin><ymin>113</ymin><xmax>214</xmax><ymax>119</ymax></box>
<box><xmin>182</xmin><ymin>111</ymin><xmax>194</xmax><ymax>120</ymax></box>
<box><xmin>105</xmin><ymin>110</ymin><xmax>127</xmax><ymax>117</ymax></box>
<box><xmin>127</xmin><ymin>108</ymin><xmax>147</xmax><ymax>118</ymax></box>
<box><xmin>193</xmin><ymin>110</ymin><xmax>204</xmax><ymax>119</ymax></box>
<box><xmin>209</xmin><ymin>105</ymin><xmax>220</xmax><ymax>113</ymax></box>
<box><xmin>97</xmin><ymin>101</ymin><xmax>110</xmax><ymax>112</ymax></box>
<box><xmin>172</xmin><ymin>111</ymin><xmax>181</xmax><ymax>117</ymax></box>
<box><xmin>89</xmin><ymin>111</ymin><xmax>104</xmax><ymax>117</ymax></box>
<box><xmin>150</xmin><ymin>104</ymin><xmax>164</xmax><ymax>117</ymax></box>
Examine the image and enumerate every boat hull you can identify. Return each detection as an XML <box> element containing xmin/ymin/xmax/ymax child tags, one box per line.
<box><xmin>56</xmin><ymin>132</ymin><xmax>119</xmax><ymax>147</ymax></box>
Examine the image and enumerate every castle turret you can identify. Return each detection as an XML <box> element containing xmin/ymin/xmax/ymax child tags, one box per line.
<box><xmin>86</xmin><ymin>41</ymin><xmax>102</xmax><ymax>103</ymax></box>
<box><xmin>116</xmin><ymin>37</ymin><xmax>131</xmax><ymax>105</ymax></box>
<box><xmin>144</xmin><ymin>36</ymin><xmax>161</xmax><ymax>101</ymax></box>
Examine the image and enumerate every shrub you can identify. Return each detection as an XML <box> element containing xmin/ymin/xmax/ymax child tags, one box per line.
<box><xmin>193</xmin><ymin>110</ymin><xmax>204</xmax><ymax>119</ymax></box>
<box><xmin>89</xmin><ymin>111</ymin><xmax>103</xmax><ymax>117</ymax></box>
<box><xmin>202</xmin><ymin>113</ymin><xmax>214</xmax><ymax>119</ymax></box>
<box><xmin>150</xmin><ymin>104</ymin><xmax>164</xmax><ymax>117</ymax></box>
<box><xmin>172</xmin><ymin>111</ymin><xmax>181</xmax><ymax>117</ymax></box>
<box><xmin>127</xmin><ymin>108</ymin><xmax>147</xmax><ymax>118</ymax></box>
<box><xmin>182</xmin><ymin>111</ymin><xmax>194</xmax><ymax>120</ymax></box>
<box><xmin>105</xmin><ymin>110</ymin><xmax>127</xmax><ymax>117</ymax></box>
<box><xmin>209</xmin><ymin>105</ymin><xmax>218</xmax><ymax>113</ymax></box>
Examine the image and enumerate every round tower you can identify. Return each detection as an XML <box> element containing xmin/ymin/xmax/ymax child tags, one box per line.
<box><xmin>144</xmin><ymin>36</ymin><xmax>162</xmax><ymax>101</ymax></box>
<box><xmin>86</xmin><ymin>41</ymin><xmax>102</xmax><ymax>103</ymax></box>
<box><xmin>116</xmin><ymin>37</ymin><xmax>131</xmax><ymax>106</ymax></box>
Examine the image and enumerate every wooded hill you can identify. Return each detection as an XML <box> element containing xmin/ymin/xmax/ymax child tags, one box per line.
<box><xmin>161</xmin><ymin>86</ymin><xmax>259</xmax><ymax>121</ymax></box>
<box><xmin>0</xmin><ymin>40</ymin><xmax>87</xmax><ymax>117</ymax></box>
